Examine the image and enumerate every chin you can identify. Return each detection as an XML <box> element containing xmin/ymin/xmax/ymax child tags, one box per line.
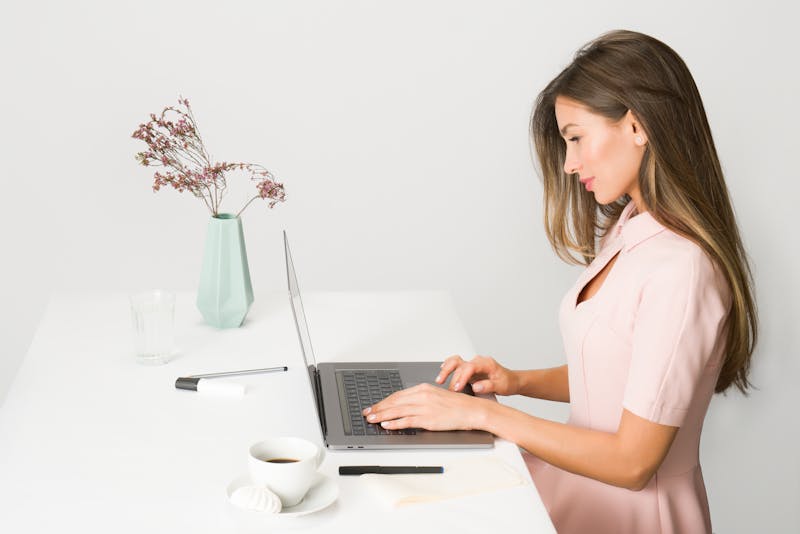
<box><xmin>592</xmin><ymin>193</ymin><xmax>613</xmax><ymax>205</ymax></box>
<box><xmin>592</xmin><ymin>191</ymin><xmax>625</xmax><ymax>206</ymax></box>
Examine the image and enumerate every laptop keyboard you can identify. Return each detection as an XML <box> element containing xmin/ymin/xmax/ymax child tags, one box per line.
<box><xmin>338</xmin><ymin>369</ymin><xmax>417</xmax><ymax>436</ymax></box>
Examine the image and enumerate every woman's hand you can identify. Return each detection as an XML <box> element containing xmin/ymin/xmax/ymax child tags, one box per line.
<box><xmin>435</xmin><ymin>355</ymin><xmax>520</xmax><ymax>396</ymax></box>
<box><xmin>362</xmin><ymin>383</ymin><xmax>490</xmax><ymax>431</ymax></box>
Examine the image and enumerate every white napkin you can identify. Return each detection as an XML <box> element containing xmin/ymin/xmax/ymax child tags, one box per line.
<box><xmin>360</xmin><ymin>456</ymin><xmax>527</xmax><ymax>507</ymax></box>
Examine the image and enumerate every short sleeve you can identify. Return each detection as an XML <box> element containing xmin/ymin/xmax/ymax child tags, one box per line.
<box><xmin>622</xmin><ymin>246</ymin><xmax>731</xmax><ymax>427</ymax></box>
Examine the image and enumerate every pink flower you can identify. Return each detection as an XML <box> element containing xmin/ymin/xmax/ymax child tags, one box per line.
<box><xmin>133</xmin><ymin>97</ymin><xmax>286</xmax><ymax>216</ymax></box>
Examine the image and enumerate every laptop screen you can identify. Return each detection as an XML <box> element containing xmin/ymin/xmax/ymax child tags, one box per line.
<box><xmin>284</xmin><ymin>231</ymin><xmax>327</xmax><ymax>436</ymax></box>
<box><xmin>284</xmin><ymin>231</ymin><xmax>318</xmax><ymax>370</ymax></box>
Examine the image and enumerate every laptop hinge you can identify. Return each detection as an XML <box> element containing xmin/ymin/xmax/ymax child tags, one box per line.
<box><xmin>312</xmin><ymin>367</ymin><xmax>328</xmax><ymax>437</ymax></box>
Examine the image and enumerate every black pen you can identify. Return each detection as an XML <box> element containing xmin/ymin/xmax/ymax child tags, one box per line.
<box><xmin>339</xmin><ymin>465</ymin><xmax>444</xmax><ymax>475</ymax></box>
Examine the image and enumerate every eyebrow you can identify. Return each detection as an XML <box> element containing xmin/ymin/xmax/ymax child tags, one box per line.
<box><xmin>559</xmin><ymin>123</ymin><xmax>578</xmax><ymax>135</ymax></box>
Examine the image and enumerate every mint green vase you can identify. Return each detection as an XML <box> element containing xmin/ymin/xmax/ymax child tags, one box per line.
<box><xmin>196</xmin><ymin>214</ymin><xmax>254</xmax><ymax>328</ymax></box>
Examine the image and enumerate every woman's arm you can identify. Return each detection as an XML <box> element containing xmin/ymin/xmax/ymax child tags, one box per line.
<box><xmin>514</xmin><ymin>365</ymin><xmax>570</xmax><ymax>402</ymax></box>
<box><xmin>367</xmin><ymin>386</ymin><xmax>677</xmax><ymax>491</ymax></box>
<box><xmin>481</xmin><ymin>403</ymin><xmax>678</xmax><ymax>491</ymax></box>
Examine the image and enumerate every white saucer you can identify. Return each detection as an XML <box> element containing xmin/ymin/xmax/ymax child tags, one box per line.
<box><xmin>226</xmin><ymin>473</ymin><xmax>338</xmax><ymax>518</ymax></box>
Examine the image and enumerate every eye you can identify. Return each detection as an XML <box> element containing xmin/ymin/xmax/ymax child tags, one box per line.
<box><xmin>568</xmin><ymin>136</ymin><xmax>580</xmax><ymax>143</ymax></box>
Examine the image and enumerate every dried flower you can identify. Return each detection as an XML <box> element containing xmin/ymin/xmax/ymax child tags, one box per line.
<box><xmin>132</xmin><ymin>97</ymin><xmax>285</xmax><ymax>217</ymax></box>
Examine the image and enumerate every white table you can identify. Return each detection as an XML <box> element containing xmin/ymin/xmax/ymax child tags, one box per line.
<box><xmin>0</xmin><ymin>291</ymin><xmax>554</xmax><ymax>533</ymax></box>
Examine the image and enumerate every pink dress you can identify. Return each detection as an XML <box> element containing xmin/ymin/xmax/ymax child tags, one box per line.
<box><xmin>525</xmin><ymin>201</ymin><xmax>731</xmax><ymax>534</ymax></box>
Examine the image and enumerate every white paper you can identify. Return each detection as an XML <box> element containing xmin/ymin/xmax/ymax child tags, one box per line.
<box><xmin>360</xmin><ymin>456</ymin><xmax>527</xmax><ymax>507</ymax></box>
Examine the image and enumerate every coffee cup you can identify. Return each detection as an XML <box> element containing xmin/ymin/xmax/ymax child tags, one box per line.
<box><xmin>248</xmin><ymin>437</ymin><xmax>326</xmax><ymax>507</ymax></box>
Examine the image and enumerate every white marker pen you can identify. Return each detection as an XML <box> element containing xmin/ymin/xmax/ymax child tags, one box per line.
<box><xmin>175</xmin><ymin>377</ymin><xmax>245</xmax><ymax>397</ymax></box>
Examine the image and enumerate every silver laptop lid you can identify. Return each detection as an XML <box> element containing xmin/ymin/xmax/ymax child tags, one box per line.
<box><xmin>284</xmin><ymin>231</ymin><xmax>326</xmax><ymax>437</ymax></box>
<box><xmin>284</xmin><ymin>231</ymin><xmax>318</xmax><ymax>369</ymax></box>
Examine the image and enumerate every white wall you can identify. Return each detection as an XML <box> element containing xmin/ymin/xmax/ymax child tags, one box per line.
<box><xmin>1</xmin><ymin>1</ymin><xmax>797</xmax><ymax>531</ymax></box>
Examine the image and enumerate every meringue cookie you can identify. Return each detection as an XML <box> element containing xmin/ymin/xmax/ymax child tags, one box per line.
<box><xmin>230</xmin><ymin>485</ymin><xmax>283</xmax><ymax>513</ymax></box>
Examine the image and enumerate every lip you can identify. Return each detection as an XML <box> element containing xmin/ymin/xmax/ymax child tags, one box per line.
<box><xmin>579</xmin><ymin>176</ymin><xmax>595</xmax><ymax>191</ymax></box>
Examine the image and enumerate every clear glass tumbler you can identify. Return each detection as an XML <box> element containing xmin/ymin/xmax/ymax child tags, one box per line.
<box><xmin>129</xmin><ymin>290</ymin><xmax>175</xmax><ymax>365</ymax></box>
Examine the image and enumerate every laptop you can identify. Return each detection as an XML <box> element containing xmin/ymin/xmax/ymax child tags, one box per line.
<box><xmin>284</xmin><ymin>231</ymin><xmax>494</xmax><ymax>450</ymax></box>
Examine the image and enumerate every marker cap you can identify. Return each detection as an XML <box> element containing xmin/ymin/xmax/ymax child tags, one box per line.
<box><xmin>175</xmin><ymin>377</ymin><xmax>246</xmax><ymax>397</ymax></box>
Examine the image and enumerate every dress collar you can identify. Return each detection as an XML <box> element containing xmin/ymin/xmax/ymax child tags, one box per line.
<box><xmin>611</xmin><ymin>201</ymin><xmax>667</xmax><ymax>252</ymax></box>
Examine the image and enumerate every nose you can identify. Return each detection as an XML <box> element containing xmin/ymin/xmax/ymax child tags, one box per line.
<box><xmin>563</xmin><ymin>146</ymin><xmax>581</xmax><ymax>175</ymax></box>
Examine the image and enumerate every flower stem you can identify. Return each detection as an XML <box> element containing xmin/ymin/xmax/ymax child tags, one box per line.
<box><xmin>236</xmin><ymin>195</ymin><xmax>260</xmax><ymax>218</ymax></box>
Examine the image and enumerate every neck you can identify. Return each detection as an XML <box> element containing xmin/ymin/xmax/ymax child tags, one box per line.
<box><xmin>628</xmin><ymin>190</ymin><xmax>647</xmax><ymax>215</ymax></box>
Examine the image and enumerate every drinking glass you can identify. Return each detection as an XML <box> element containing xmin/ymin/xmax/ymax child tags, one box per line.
<box><xmin>129</xmin><ymin>290</ymin><xmax>175</xmax><ymax>365</ymax></box>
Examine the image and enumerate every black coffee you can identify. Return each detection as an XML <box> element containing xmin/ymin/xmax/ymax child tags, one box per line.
<box><xmin>266</xmin><ymin>458</ymin><xmax>299</xmax><ymax>464</ymax></box>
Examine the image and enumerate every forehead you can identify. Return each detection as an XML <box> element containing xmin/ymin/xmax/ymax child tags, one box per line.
<box><xmin>554</xmin><ymin>96</ymin><xmax>606</xmax><ymax>132</ymax></box>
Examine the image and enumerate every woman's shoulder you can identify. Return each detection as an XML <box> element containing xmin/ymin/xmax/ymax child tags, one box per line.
<box><xmin>642</xmin><ymin>227</ymin><xmax>713</xmax><ymax>269</ymax></box>
<box><xmin>633</xmin><ymin>228</ymin><xmax>730</xmax><ymax>302</ymax></box>
<box><xmin>604</xmin><ymin>205</ymin><xmax>723</xmax><ymax>286</ymax></box>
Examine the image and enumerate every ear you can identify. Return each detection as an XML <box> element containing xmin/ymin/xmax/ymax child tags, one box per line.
<box><xmin>626</xmin><ymin>109</ymin><xmax>648</xmax><ymax>146</ymax></box>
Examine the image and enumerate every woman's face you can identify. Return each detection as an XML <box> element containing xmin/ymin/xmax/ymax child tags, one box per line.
<box><xmin>554</xmin><ymin>96</ymin><xmax>647</xmax><ymax>210</ymax></box>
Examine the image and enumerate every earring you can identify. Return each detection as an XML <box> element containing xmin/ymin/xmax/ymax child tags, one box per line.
<box><xmin>635</xmin><ymin>135</ymin><xmax>644</xmax><ymax>145</ymax></box>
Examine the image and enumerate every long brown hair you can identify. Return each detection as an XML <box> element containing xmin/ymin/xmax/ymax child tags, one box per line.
<box><xmin>530</xmin><ymin>29</ymin><xmax>757</xmax><ymax>394</ymax></box>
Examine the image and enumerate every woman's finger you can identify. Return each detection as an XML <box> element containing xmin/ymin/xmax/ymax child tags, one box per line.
<box><xmin>436</xmin><ymin>355</ymin><xmax>463</xmax><ymax>384</ymax></box>
<box><xmin>367</xmin><ymin>397</ymin><xmax>428</xmax><ymax>423</ymax></box>
<box><xmin>450</xmin><ymin>361</ymin><xmax>477</xmax><ymax>391</ymax></box>
<box><xmin>379</xmin><ymin>416</ymin><xmax>420</xmax><ymax>430</ymax></box>
<box><xmin>366</xmin><ymin>405</ymin><xmax>417</xmax><ymax>424</ymax></box>
<box><xmin>470</xmin><ymin>378</ymin><xmax>494</xmax><ymax>394</ymax></box>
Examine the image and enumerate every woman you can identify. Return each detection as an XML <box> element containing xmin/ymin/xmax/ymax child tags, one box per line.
<box><xmin>364</xmin><ymin>30</ymin><xmax>757</xmax><ymax>533</ymax></box>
